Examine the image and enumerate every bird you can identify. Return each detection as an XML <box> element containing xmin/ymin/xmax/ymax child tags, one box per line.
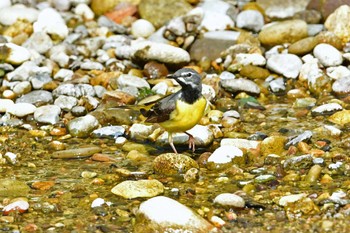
<box><xmin>141</xmin><ymin>68</ymin><xmax>207</xmax><ymax>154</ymax></box>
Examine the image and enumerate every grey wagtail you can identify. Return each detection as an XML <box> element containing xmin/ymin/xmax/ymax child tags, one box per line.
<box><xmin>141</xmin><ymin>68</ymin><xmax>207</xmax><ymax>154</ymax></box>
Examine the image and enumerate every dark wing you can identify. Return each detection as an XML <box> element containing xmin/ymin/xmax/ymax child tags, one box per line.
<box><xmin>142</xmin><ymin>92</ymin><xmax>181</xmax><ymax>123</ymax></box>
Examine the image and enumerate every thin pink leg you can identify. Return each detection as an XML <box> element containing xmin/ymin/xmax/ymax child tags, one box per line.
<box><xmin>168</xmin><ymin>133</ymin><xmax>178</xmax><ymax>153</ymax></box>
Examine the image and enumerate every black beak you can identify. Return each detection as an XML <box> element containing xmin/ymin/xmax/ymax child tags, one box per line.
<box><xmin>167</xmin><ymin>74</ymin><xmax>175</xmax><ymax>79</ymax></box>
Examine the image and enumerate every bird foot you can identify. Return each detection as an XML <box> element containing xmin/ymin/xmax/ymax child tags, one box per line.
<box><xmin>185</xmin><ymin>132</ymin><xmax>196</xmax><ymax>152</ymax></box>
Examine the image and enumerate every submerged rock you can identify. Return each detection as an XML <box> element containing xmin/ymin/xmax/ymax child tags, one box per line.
<box><xmin>111</xmin><ymin>180</ymin><xmax>164</xmax><ymax>199</ymax></box>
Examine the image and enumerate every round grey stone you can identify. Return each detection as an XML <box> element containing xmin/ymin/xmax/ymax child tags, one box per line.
<box><xmin>34</xmin><ymin>105</ymin><xmax>61</xmax><ymax>124</ymax></box>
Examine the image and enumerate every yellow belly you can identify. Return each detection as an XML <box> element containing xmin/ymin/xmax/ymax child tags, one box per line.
<box><xmin>159</xmin><ymin>97</ymin><xmax>207</xmax><ymax>133</ymax></box>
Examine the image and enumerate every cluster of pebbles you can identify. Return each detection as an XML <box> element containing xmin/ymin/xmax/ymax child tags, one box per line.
<box><xmin>1</xmin><ymin>0</ymin><xmax>350</xmax><ymax>232</ymax></box>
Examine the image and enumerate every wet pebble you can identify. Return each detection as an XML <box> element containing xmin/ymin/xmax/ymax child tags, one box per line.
<box><xmin>266</xmin><ymin>54</ymin><xmax>303</xmax><ymax>79</ymax></box>
<box><xmin>207</xmin><ymin>145</ymin><xmax>243</xmax><ymax>165</ymax></box>
<box><xmin>0</xmin><ymin>4</ymin><xmax>38</xmax><ymax>25</ymax></box>
<box><xmin>126</xmin><ymin>41</ymin><xmax>190</xmax><ymax>66</ymax></box>
<box><xmin>0</xmin><ymin>42</ymin><xmax>31</xmax><ymax>65</ymax></box>
<box><xmin>80</xmin><ymin>61</ymin><xmax>104</xmax><ymax>70</ymax></box>
<box><xmin>260</xmin><ymin>136</ymin><xmax>286</xmax><ymax>156</ymax></box>
<box><xmin>117</xmin><ymin>74</ymin><xmax>150</xmax><ymax>89</ymax></box>
<box><xmin>111</xmin><ymin>180</ymin><xmax>164</xmax><ymax>199</ymax></box>
<box><xmin>16</xmin><ymin>90</ymin><xmax>53</xmax><ymax>105</ymax></box>
<box><xmin>279</xmin><ymin>193</ymin><xmax>307</xmax><ymax>206</ymax></box>
<box><xmin>213</xmin><ymin>193</ymin><xmax>245</xmax><ymax>208</ymax></box>
<box><xmin>236</xmin><ymin>10</ymin><xmax>264</xmax><ymax>32</ymax></box>
<box><xmin>220</xmin><ymin>138</ymin><xmax>259</xmax><ymax>150</ymax></box>
<box><xmin>131</xmin><ymin>19</ymin><xmax>155</xmax><ymax>38</ymax></box>
<box><xmin>53</xmin><ymin>69</ymin><xmax>74</xmax><ymax>81</ymax></box>
<box><xmin>311</xmin><ymin>103</ymin><xmax>343</xmax><ymax>116</ymax></box>
<box><xmin>285</xmin><ymin>130</ymin><xmax>313</xmax><ymax>148</ymax></box>
<box><xmin>324</xmin><ymin>5</ymin><xmax>350</xmax><ymax>42</ymax></box>
<box><xmin>2</xmin><ymin>200</ymin><xmax>29</xmax><ymax>215</ymax></box>
<box><xmin>313</xmin><ymin>43</ymin><xmax>343</xmax><ymax>67</ymax></box>
<box><xmin>220</xmin><ymin>78</ymin><xmax>260</xmax><ymax>95</ymax></box>
<box><xmin>0</xmin><ymin>99</ymin><xmax>14</xmax><ymax>112</ymax></box>
<box><xmin>153</xmin><ymin>153</ymin><xmax>199</xmax><ymax>175</ymax></box>
<box><xmin>283</xmin><ymin>154</ymin><xmax>314</xmax><ymax>170</ymax></box>
<box><xmin>258</xmin><ymin>20</ymin><xmax>308</xmax><ymax>46</ymax></box>
<box><xmin>135</xmin><ymin>196</ymin><xmax>215</xmax><ymax>233</ymax></box>
<box><xmin>54</xmin><ymin>95</ymin><xmax>78</xmax><ymax>111</ymax></box>
<box><xmin>235</xmin><ymin>53</ymin><xmax>266</xmax><ymax>66</ymax></box>
<box><xmin>6</xmin><ymin>103</ymin><xmax>36</xmax><ymax>117</ymax></box>
<box><xmin>23</xmin><ymin>31</ymin><xmax>53</xmax><ymax>54</ymax></box>
<box><xmin>332</xmin><ymin>76</ymin><xmax>350</xmax><ymax>95</ymax></box>
<box><xmin>34</xmin><ymin>105</ymin><xmax>61</xmax><ymax>125</ymax></box>
<box><xmin>31</xmin><ymin>73</ymin><xmax>52</xmax><ymax>90</ymax></box>
<box><xmin>326</xmin><ymin>66</ymin><xmax>350</xmax><ymax>80</ymax></box>
<box><xmin>67</xmin><ymin>114</ymin><xmax>99</xmax><ymax>137</ymax></box>
<box><xmin>52</xmin><ymin>83</ymin><xmax>96</xmax><ymax>98</ymax></box>
<box><xmin>328</xmin><ymin>110</ymin><xmax>350</xmax><ymax>125</ymax></box>
<box><xmin>33</xmin><ymin>8</ymin><xmax>68</xmax><ymax>39</ymax></box>
<box><xmin>92</xmin><ymin>125</ymin><xmax>125</xmax><ymax>139</ymax></box>
<box><xmin>199</xmin><ymin>0</ymin><xmax>234</xmax><ymax>31</ymax></box>
<box><xmin>51</xmin><ymin>146</ymin><xmax>102</xmax><ymax>159</ymax></box>
<box><xmin>129</xmin><ymin>123</ymin><xmax>154</xmax><ymax>141</ymax></box>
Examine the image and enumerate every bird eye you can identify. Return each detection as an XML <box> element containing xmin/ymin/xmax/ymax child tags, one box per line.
<box><xmin>184</xmin><ymin>72</ymin><xmax>191</xmax><ymax>77</ymax></box>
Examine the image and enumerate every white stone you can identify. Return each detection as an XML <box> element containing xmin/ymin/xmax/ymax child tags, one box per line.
<box><xmin>324</xmin><ymin>125</ymin><xmax>342</xmax><ymax>136</ymax></box>
<box><xmin>4</xmin><ymin>152</ymin><xmax>17</xmax><ymax>164</ymax></box>
<box><xmin>152</xmin><ymin>82</ymin><xmax>168</xmax><ymax>95</ymax></box>
<box><xmin>166</xmin><ymin>17</ymin><xmax>186</xmax><ymax>36</ymax></box>
<box><xmin>33</xmin><ymin>8</ymin><xmax>69</xmax><ymax>39</ymax></box>
<box><xmin>137</xmin><ymin>196</ymin><xmax>214</xmax><ymax>232</ymax></box>
<box><xmin>117</xmin><ymin>74</ymin><xmax>150</xmax><ymax>89</ymax></box>
<box><xmin>91</xmin><ymin>198</ymin><xmax>105</xmax><ymax>208</ymax></box>
<box><xmin>7</xmin><ymin>103</ymin><xmax>36</xmax><ymax>117</ymax></box>
<box><xmin>6</xmin><ymin>61</ymin><xmax>48</xmax><ymax>81</ymax></box>
<box><xmin>202</xmin><ymin>84</ymin><xmax>216</xmax><ymax>102</ymax></box>
<box><xmin>0</xmin><ymin>0</ymin><xmax>11</xmax><ymax>8</ymax></box>
<box><xmin>54</xmin><ymin>68</ymin><xmax>74</xmax><ymax>81</ymax></box>
<box><xmin>326</xmin><ymin>66</ymin><xmax>350</xmax><ymax>80</ymax></box>
<box><xmin>130</xmin><ymin>40</ymin><xmax>190</xmax><ymax>65</ymax></box>
<box><xmin>34</xmin><ymin>105</ymin><xmax>61</xmax><ymax>124</ymax></box>
<box><xmin>203</xmin><ymin>30</ymin><xmax>240</xmax><ymax>41</ymax></box>
<box><xmin>0</xmin><ymin>4</ymin><xmax>39</xmax><ymax>25</ymax></box>
<box><xmin>236</xmin><ymin>10</ymin><xmax>264</xmax><ymax>32</ymax></box>
<box><xmin>312</xmin><ymin>103</ymin><xmax>343</xmax><ymax>114</ymax></box>
<box><xmin>207</xmin><ymin>145</ymin><xmax>243</xmax><ymax>164</ymax></box>
<box><xmin>131</xmin><ymin>19</ymin><xmax>155</xmax><ymax>38</ymax></box>
<box><xmin>13</xmin><ymin>81</ymin><xmax>31</xmax><ymax>95</ymax></box>
<box><xmin>199</xmin><ymin>0</ymin><xmax>234</xmax><ymax>31</ymax></box>
<box><xmin>235</xmin><ymin>53</ymin><xmax>266</xmax><ymax>66</ymax></box>
<box><xmin>214</xmin><ymin>193</ymin><xmax>245</xmax><ymax>208</ymax></box>
<box><xmin>220</xmin><ymin>138</ymin><xmax>260</xmax><ymax>149</ymax></box>
<box><xmin>219</xmin><ymin>71</ymin><xmax>235</xmax><ymax>80</ymax></box>
<box><xmin>80</xmin><ymin>61</ymin><xmax>104</xmax><ymax>70</ymax></box>
<box><xmin>74</xmin><ymin>3</ymin><xmax>94</xmax><ymax>20</ymax></box>
<box><xmin>299</xmin><ymin>58</ymin><xmax>324</xmax><ymax>84</ymax></box>
<box><xmin>267</xmin><ymin>54</ymin><xmax>303</xmax><ymax>79</ymax></box>
<box><xmin>279</xmin><ymin>193</ymin><xmax>307</xmax><ymax>206</ymax></box>
<box><xmin>0</xmin><ymin>99</ymin><xmax>14</xmax><ymax>113</ymax></box>
<box><xmin>0</xmin><ymin>43</ymin><xmax>31</xmax><ymax>65</ymax></box>
<box><xmin>313</xmin><ymin>43</ymin><xmax>343</xmax><ymax>67</ymax></box>
<box><xmin>54</xmin><ymin>95</ymin><xmax>78</xmax><ymax>111</ymax></box>
<box><xmin>257</xmin><ymin>0</ymin><xmax>309</xmax><ymax>19</ymax></box>
<box><xmin>52</xmin><ymin>0</ymin><xmax>71</xmax><ymax>11</ymax></box>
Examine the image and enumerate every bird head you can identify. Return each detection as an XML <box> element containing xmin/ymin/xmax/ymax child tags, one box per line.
<box><xmin>167</xmin><ymin>68</ymin><xmax>202</xmax><ymax>90</ymax></box>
